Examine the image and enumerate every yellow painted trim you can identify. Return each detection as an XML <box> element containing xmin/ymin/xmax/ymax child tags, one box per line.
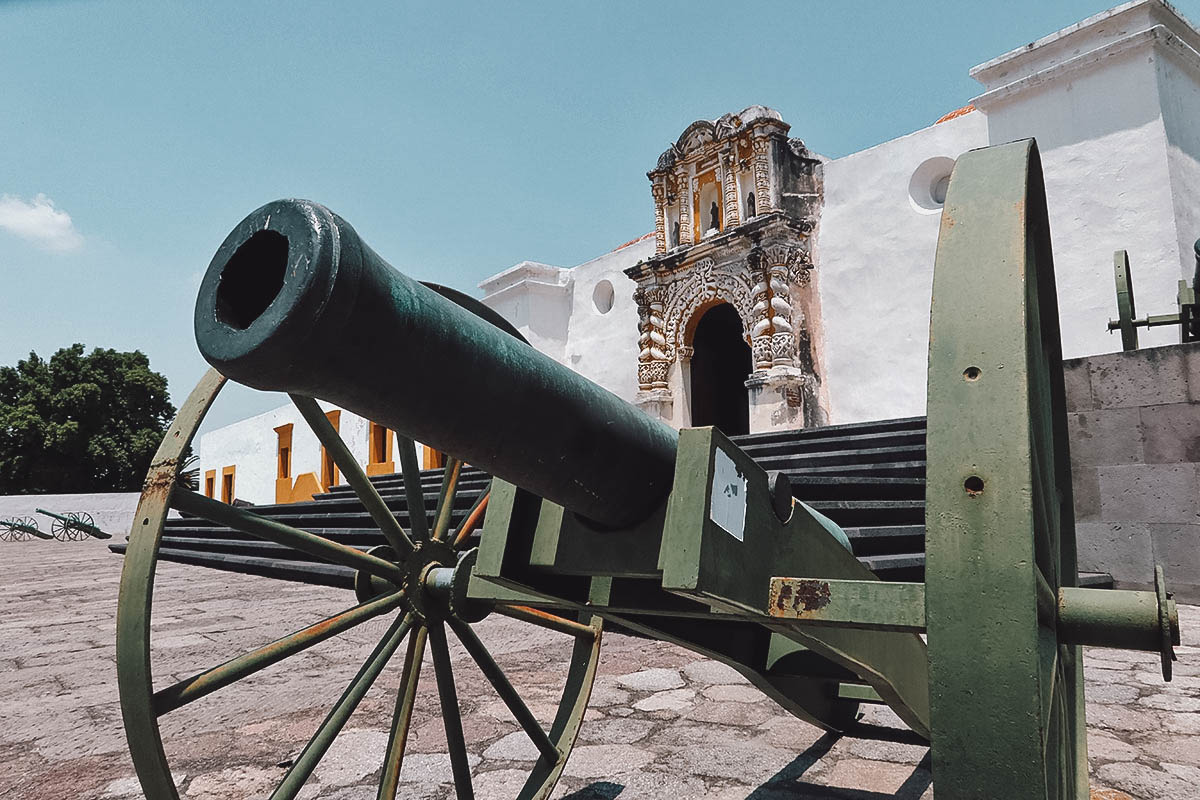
<box><xmin>320</xmin><ymin>410</ymin><xmax>341</xmax><ymax>491</ymax></box>
<box><xmin>204</xmin><ymin>470</ymin><xmax>216</xmax><ymax>498</ymax></box>
<box><xmin>422</xmin><ymin>445</ymin><xmax>445</xmax><ymax>470</ymax></box>
<box><xmin>367</xmin><ymin>421</ymin><xmax>395</xmax><ymax>475</ymax></box>
<box><xmin>221</xmin><ymin>465</ymin><xmax>236</xmax><ymax>504</ymax></box>
<box><xmin>290</xmin><ymin>472</ymin><xmax>321</xmax><ymax>503</ymax></box>
<box><xmin>274</xmin><ymin>423</ymin><xmax>294</xmax><ymax>480</ymax></box>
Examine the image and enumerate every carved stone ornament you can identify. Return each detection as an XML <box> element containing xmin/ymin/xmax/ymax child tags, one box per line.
<box><xmin>659</xmin><ymin>257</ymin><xmax>755</xmax><ymax>363</ymax></box>
<box><xmin>746</xmin><ymin>243</ymin><xmax>815</xmax><ymax>368</ymax></box>
<box><xmin>651</xmin><ymin>182</ymin><xmax>668</xmax><ymax>254</ymax></box>
<box><xmin>635</xmin><ymin>285</ymin><xmax>671</xmax><ymax>389</ymax></box>
<box><xmin>638</xmin><ymin>360</ymin><xmax>670</xmax><ymax>388</ymax></box>
<box><xmin>752</xmin><ymin>137</ymin><xmax>772</xmax><ymax>214</ymax></box>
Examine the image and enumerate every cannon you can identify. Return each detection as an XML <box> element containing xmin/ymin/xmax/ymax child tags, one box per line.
<box><xmin>115</xmin><ymin>140</ymin><xmax>1182</xmax><ymax>800</ymax></box>
<box><xmin>1107</xmin><ymin>245</ymin><xmax>1199</xmax><ymax>349</ymax></box>
<box><xmin>37</xmin><ymin>508</ymin><xmax>112</xmax><ymax>541</ymax></box>
<box><xmin>0</xmin><ymin>516</ymin><xmax>52</xmax><ymax>541</ymax></box>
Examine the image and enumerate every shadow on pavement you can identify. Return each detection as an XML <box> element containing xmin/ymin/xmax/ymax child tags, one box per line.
<box><xmin>749</xmin><ymin>731</ymin><xmax>931</xmax><ymax>799</ymax></box>
<box><xmin>563</xmin><ymin>733</ymin><xmax>932</xmax><ymax>800</ymax></box>
<box><xmin>559</xmin><ymin>781</ymin><xmax>624</xmax><ymax>799</ymax></box>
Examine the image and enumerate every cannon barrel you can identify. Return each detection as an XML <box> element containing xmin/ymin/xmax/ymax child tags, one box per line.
<box><xmin>194</xmin><ymin>199</ymin><xmax>679</xmax><ymax>528</ymax></box>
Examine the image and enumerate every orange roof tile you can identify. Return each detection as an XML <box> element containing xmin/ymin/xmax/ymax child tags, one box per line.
<box><xmin>611</xmin><ymin>231</ymin><xmax>656</xmax><ymax>252</ymax></box>
<box><xmin>934</xmin><ymin>104</ymin><xmax>976</xmax><ymax>124</ymax></box>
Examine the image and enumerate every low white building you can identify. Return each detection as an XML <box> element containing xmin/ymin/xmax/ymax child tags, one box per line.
<box><xmin>199</xmin><ymin>0</ymin><xmax>1200</xmax><ymax>506</ymax></box>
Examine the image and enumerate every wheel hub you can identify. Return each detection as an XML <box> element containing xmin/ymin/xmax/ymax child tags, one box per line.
<box><xmin>355</xmin><ymin>540</ymin><xmax>489</xmax><ymax>624</ymax></box>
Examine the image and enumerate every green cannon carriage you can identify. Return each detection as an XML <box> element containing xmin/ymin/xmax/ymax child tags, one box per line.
<box><xmin>1107</xmin><ymin>246</ymin><xmax>1199</xmax><ymax>350</ymax></box>
<box><xmin>0</xmin><ymin>516</ymin><xmax>51</xmax><ymax>542</ymax></box>
<box><xmin>37</xmin><ymin>508</ymin><xmax>112</xmax><ymax>541</ymax></box>
<box><xmin>115</xmin><ymin>140</ymin><xmax>1182</xmax><ymax>800</ymax></box>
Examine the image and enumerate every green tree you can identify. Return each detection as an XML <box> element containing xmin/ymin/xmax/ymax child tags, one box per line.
<box><xmin>0</xmin><ymin>345</ymin><xmax>176</xmax><ymax>494</ymax></box>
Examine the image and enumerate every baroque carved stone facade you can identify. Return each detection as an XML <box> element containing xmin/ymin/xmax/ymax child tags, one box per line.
<box><xmin>627</xmin><ymin>106</ymin><xmax>826</xmax><ymax>431</ymax></box>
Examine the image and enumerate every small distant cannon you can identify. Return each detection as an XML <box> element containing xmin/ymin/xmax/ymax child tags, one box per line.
<box><xmin>37</xmin><ymin>508</ymin><xmax>112</xmax><ymax>541</ymax></box>
<box><xmin>116</xmin><ymin>140</ymin><xmax>1182</xmax><ymax>800</ymax></box>
<box><xmin>1108</xmin><ymin>245</ymin><xmax>1199</xmax><ymax>349</ymax></box>
<box><xmin>0</xmin><ymin>516</ymin><xmax>52</xmax><ymax>542</ymax></box>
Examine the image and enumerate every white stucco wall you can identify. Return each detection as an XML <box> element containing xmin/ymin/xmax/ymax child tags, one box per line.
<box><xmin>478</xmin><ymin>262</ymin><xmax>573</xmax><ymax>363</ymax></box>
<box><xmin>974</xmin><ymin>21</ymin><xmax>1183</xmax><ymax>358</ymax></box>
<box><xmin>0</xmin><ymin>492</ymin><xmax>154</xmax><ymax>538</ymax></box>
<box><xmin>1157</xmin><ymin>37</ymin><xmax>1200</xmax><ymax>286</ymax></box>
<box><xmin>561</xmin><ymin>236</ymin><xmax>654</xmax><ymax>403</ymax></box>
<box><xmin>816</xmin><ymin>111</ymin><xmax>988</xmax><ymax>424</ymax></box>
<box><xmin>479</xmin><ymin>237</ymin><xmax>650</xmax><ymax>403</ymax></box>
<box><xmin>198</xmin><ymin>400</ymin><xmax>425</xmax><ymax>506</ymax></box>
<box><xmin>815</xmin><ymin>0</ymin><xmax>1200</xmax><ymax>425</ymax></box>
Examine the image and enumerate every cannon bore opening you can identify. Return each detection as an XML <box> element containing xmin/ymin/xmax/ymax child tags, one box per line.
<box><xmin>215</xmin><ymin>230</ymin><xmax>289</xmax><ymax>330</ymax></box>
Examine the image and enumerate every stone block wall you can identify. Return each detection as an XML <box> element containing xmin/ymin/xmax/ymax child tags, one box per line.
<box><xmin>1065</xmin><ymin>342</ymin><xmax>1200</xmax><ymax>601</ymax></box>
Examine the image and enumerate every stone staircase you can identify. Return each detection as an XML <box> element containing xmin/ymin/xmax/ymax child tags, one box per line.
<box><xmin>110</xmin><ymin>416</ymin><xmax>1113</xmax><ymax>589</ymax></box>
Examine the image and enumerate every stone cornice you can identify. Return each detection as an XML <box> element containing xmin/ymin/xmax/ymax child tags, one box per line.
<box><xmin>624</xmin><ymin>212</ymin><xmax>809</xmax><ymax>281</ymax></box>
<box><xmin>970</xmin><ymin>1</ymin><xmax>1200</xmax><ymax>84</ymax></box>
<box><xmin>478</xmin><ymin>261</ymin><xmax>569</xmax><ymax>295</ymax></box>
<box><xmin>972</xmin><ymin>23</ymin><xmax>1200</xmax><ymax>111</ymax></box>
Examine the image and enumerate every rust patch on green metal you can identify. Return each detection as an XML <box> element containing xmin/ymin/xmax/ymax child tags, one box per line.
<box><xmin>770</xmin><ymin>578</ymin><xmax>833</xmax><ymax>617</ymax></box>
<box><xmin>141</xmin><ymin>458</ymin><xmax>179</xmax><ymax>495</ymax></box>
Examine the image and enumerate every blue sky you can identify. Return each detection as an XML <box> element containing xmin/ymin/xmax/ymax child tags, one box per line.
<box><xmin>3</xmin><ymin>0</ymin><xmax>1198</xmax><ymax>430</ymax></box>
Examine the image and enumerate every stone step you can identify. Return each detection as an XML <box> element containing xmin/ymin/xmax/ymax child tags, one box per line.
<box><xmin>802</xmin><ymin>499</ymin><xmax>926</xmax><ymax>528</ymax></box>
<box><xmin>729</xmin><ymin>416</ymin><xmax>926</xmax><ymax>447</ymax></box>
<box><xmin>735</xmin><ymin>428</ymin><xmax>926</xmax><ymax>459</ymax></box>
<box><xmin>786</xmin><ymin>475</ymin><xmax>925</xmax><ymax>501</ymax></box>
<box><xmin>110</xmin><ymin>542</ymin><xmax>355</xmax><ymax>589</ymax></box>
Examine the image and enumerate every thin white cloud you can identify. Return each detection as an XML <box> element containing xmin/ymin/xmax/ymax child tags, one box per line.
<box><xmin>0</xmin><ymin>193</ymin><xmax>84</xmax><ymax>252</ymax></box>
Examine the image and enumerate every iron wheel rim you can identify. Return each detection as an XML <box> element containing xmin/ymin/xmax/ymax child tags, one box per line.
<box><xmin>116</xmin><ymin>368</ymin><xmax>601</xmax><ymax>800</ymax></box>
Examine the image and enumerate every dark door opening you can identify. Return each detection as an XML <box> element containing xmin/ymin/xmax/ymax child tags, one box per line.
<box><xmin>689</xmin><ymin>303</ymin><xmax>752</xmax><ymax>435</ymax></box>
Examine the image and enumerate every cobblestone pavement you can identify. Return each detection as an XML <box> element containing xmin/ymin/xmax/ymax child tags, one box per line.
<box><xmin>2</xmin><ymin>543</ymin><xmax>1196</xmax><ymax>800</ymax></box>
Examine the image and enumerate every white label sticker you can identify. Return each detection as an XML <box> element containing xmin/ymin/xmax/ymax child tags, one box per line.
<box><xmin>710</xmin><ymin>447</ymin><xmax>747</xmax><ymax>542</ymax></box>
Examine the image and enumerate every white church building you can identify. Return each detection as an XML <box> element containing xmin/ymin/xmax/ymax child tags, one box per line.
<box><xmin>199</xmin><ymin>0</ymin><xmax>1200</xmax><ymax>507</ymax></box>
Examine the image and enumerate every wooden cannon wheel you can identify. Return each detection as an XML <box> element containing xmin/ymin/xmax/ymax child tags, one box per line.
<box><xmin>924</xmin><ymin>139</ymin><xmax>1086</xmax><ymax>799</ymax></box>
<box><xmin>117</xmin><ymin>293</ymin><xmax>604</xmax><ymax>800</ymax></box>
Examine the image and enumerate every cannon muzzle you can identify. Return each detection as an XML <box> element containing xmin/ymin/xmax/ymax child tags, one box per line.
<box><xmin>194</xmin><ymin>199</ymin><xmax>678</xmax><ymax>527</ymax></box>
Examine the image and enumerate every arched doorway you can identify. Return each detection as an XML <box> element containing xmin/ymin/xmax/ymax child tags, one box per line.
<box><xmin>689</xmin><ymin>303</ymin><xmax>752</xmax><ymax>435</ymax></box>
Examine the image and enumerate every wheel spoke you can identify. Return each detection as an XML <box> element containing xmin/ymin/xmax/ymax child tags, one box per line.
<box><xmin>154</xmin><ymin>591</ymin><xmax>405</xmax><ymax>716</ymax></box>
<box><xmin>395</xmin><ymin>434</ymin><xmax>429</xmax><ymax>541</ymax></box>
<box><xmin>171</xmin><ymin>487</ymin><xmax>404</xmax><ymax>585</ymax></box>
<box><xmin>447</xmin><ymin>618</ymin><xmax>559</xmax><ymax>763</ymax></box>
<box><xmin>451</xmin><ymin>490</ymin><xmax>490</xmax><ymax>550</ymax></box>
<box><xmin>428</xmin><ymin>622</ymin><xmax>474</xmax><ymax>800</ymax></box>
<box><xmin>291</xmin><ymin>395</ymin><xmax>415</xmax><ymax>555</ymax></box>
<box><xmin>495</xmin><ymin>605</ymin><xmax>597</xmax><ymax>639</ymax></box>
<box><xmin>431</xmin><ymin>458</ymin><xmax>463</xmax><ymax>542</ymax></box>
<box><xmin>377</xmin><ymin>625</ymin><xmax>428</xmax><ymax>800</ymax></box>
<box><xmin>270</xmin><ymin>613</ymin><xmax>415</xmax><ymax>800</ymax></box>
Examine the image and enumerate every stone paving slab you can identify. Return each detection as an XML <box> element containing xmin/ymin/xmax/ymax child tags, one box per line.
<box><xmin>1</xmin><ymin>542</ymin><xmax>1196</xmax><ymax>799</ymax></box>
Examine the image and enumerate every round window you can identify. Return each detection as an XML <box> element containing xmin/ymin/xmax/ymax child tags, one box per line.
<box><xmin>932</xmin><ymin>174</ymin><xmax>951</xmax><ymax>205</ymax></box>
<box><xmin>909</xmin><ymin>156</ymin><xmax>956</xmax><ymax>213</ymax></box>
<box><xmin>593</xmin><ymin>279</ymin><xmax>615</xmax><ymax>314</ymax></box>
